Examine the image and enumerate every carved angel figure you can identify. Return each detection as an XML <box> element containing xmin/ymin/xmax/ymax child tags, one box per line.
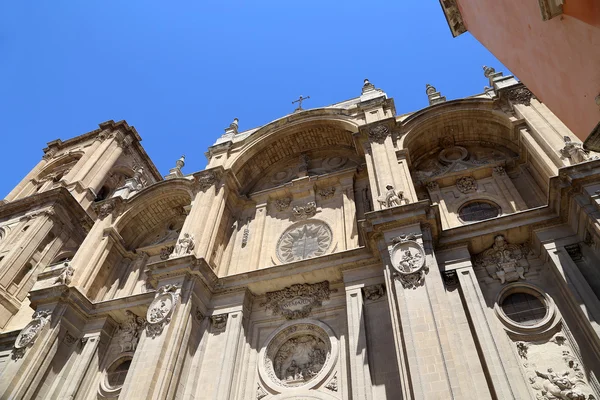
<box><xmin>377</xmin><ymin>185</ymin><xmax>408</xmax><ymax>209</ymax></box>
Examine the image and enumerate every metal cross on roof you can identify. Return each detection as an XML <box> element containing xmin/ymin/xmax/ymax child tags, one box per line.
<box><xmin>292</xmin><ymin>95</ymin><xmax>310</xmax><ymax>112</ymax></box>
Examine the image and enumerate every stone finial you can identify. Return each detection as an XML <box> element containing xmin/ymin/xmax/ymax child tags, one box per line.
<box><xmin>483</xmin><ymin>65</ymin><xmax>496</xmax><ymax>78</ymax></box>
<box><xmin>362</xmin><ymin>78</ymin><xmax>375</xmax><ymax>94</ymax></box>
<box><xmin>224</xmin><ymin>118</ymin><xmax>239</xmax><ymax>135</ymax></box>
<box><xmin>425</xmin><ymin>83</ymin><xmax>446</xmax><ymax>105</ymax></box>
<box><xmin>176</xmin><ymin>155</ymin><xmax>185</xmax><ymax>169</ymax></box>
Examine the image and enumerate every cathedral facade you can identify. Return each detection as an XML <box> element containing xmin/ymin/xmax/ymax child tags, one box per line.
<box><xmin>1</xmin><ymin>71</ymin><xmax>600</xmax><ymax>400</ymax></box>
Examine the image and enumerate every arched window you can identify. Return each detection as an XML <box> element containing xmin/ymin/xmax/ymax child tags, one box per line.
<box><xmin>458</xmin><ymin>200</ymin><xmax>500</xmax><ymax>223</ymax></box>
<box><xmin>105</xmin><ymin>358</ymin><xmax>132</xmax><ymax>390</ymax></box>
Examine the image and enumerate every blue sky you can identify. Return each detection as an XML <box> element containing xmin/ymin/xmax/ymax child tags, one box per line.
<box><xmin>0</xmin><ymin>1</ymin><xmax>510</xmax><ymax>198</ymax></box>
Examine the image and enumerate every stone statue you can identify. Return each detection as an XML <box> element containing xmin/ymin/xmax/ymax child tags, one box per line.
<box><xmin>54</xmin><ymin>264</ymin><xmax>74</xmax><ymax>285</ymax></box>
<box><xmin>377</xmin><ymin>185</ymin><xmax>408</xmax><ymax>209</ymax></box>
<box><xmin>118</xmin><ymin>310</ymin><xmax>145</xmax><ymax>352</ymax></box>
<box><xmin>560</xmin><ymin>136</ymin><xmax>591</xmax><ymax>164</ymax></box>
<box><xmin>171</xmin><ymin>233</ymin><xmax>195</xmax><ymax>257</ymax></box>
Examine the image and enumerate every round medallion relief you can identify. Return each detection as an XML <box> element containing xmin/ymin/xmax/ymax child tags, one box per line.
<box><xmin>146</xmin><ymin>291</ymin><xmax>176</xmax><ymax>325</ymax></box>
<box><xmin>15</xmin><ymin>319</ymin><xmax>44</xmax><ymax>349</ymax></box>
<box><xmin>259</xmin><ymin>320</ymin><xmax>338</xmax><ymax>393</ymax></box>
<box><xmin>390</xmin><ymin>240</ymin><xmax>425</xmax><ymax>275</ymax></box>
<box><xmin>276</xmin><ymin>221</ymin><xmax>333</xmax><ymax>263</ymax></box>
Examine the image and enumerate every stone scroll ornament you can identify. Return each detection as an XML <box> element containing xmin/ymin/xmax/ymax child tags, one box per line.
<box><xmin>389</xmin><ymin>234</ymin><xmax>429</xmax><ymax>289</ymax></box>
<box><xmin>456</xmin><ymin>176</ymin><xmax>477</xmax><ymax>193</ymax></box>
<box><xmin>13</xmin><ymin>310</ymin><xmax>52</xmax><ymax>359</ymax></box>
<box><xmin>261</xmin><ymin>281</ymin><xmax>333</xmax><ymax>320</ymax></box>
<box><xmin>473</xmin><ymin>235</ymin><xmax>530</xmax><ymax>284</ymax></box>
<box><xmin>146</xmin><ymin>284</ymin><xmax>179</xmax><ymax>338</ymax></box>
<box><xmin>292</xmin><ymin>202</ymin><xmax>317</xmax><ymax>219</ymax></box>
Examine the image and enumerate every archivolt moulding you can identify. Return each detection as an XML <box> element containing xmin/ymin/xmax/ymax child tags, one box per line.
<box><xmin>258</xmin><ymin>319</ymin><xmax>338</xmax><ymax>394</ymax></box>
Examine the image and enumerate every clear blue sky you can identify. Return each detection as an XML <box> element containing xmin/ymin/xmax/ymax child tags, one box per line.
<box><xmin>0</xmin><ymin>1</ymin><xmax>510</xmax><ymax>198</ymax></box>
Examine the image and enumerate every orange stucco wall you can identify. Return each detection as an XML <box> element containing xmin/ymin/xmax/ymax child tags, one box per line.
<box><xmin>457</xmin><ymin>0</ymin><xmax>600</xmax><ymax>140</ymax></box>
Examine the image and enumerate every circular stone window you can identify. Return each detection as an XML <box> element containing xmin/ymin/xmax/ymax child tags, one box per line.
<box><xmin>501</xmin><ymin>292</ymin><xmax>548</xmax><ymax>326</ymax></box>
<box><xmin>100</xmin><ymin>356</ymin><xmax>133</xmax><ymax>396</ymax></box>
<box><xmin>276</xmin><ymin>221</ymin><xmax>333</xmax><ymax>263</ymax></box>
<box><xmin>259</xmin><ymin>320</ymin><xmax>338</xmax><ymax>393</ymax></box>
<box><xmin>458</xmin><ymin>201</ymin><xmax>500</xmax><ymax>223</ymax></box>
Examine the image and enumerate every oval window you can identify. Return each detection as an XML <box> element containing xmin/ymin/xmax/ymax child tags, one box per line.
<box><xmin>458</xmin><ymin>201</ymin><xmax>500</xmax><ymax>222</ymax></box>
<box><xmin>106</xmin><ymin>359</ymin><xmax>132</xmax><ymax>389</ymax></box>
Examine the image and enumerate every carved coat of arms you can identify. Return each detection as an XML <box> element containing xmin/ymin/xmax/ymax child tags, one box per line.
<box><xmin>389</xmin><ymin>234</ymin><xmax>428</xmax><ymax>289</ymax></box>
<box><xmin>261</xmin><ymin>281</ymin><xmax>333</xmax><ymax>320</ymax></box>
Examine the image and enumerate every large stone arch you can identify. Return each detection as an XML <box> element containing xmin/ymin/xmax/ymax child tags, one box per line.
<box><xmin>227</xmin><ymin>110</ymin><xmax>361</xmax><ymax>194</ymax></box>
<box><xmin>114</xmin><ymin>179</ymin><xmax>195</xmax><ymax>250</ymax></box>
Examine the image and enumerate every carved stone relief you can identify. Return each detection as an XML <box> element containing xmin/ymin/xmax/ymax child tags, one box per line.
<box><xmin>195</xmin><ymin>171</ymin><xmax>218</xmax><ymax>192</ymax></box>
<box><xmin>170</xmin><ymin>233</ymin><xmax>195</xmax><ymax>258</ymax></box>
<box><xmin>377</xmin><ymin>184</ymin><xmax>408</xmax><ymax>209</ymax></box>
<box><xmin>507</xmin><ymin>87</ymin><xmax>534</xmax><ymax>106</ymax></box>
<box><xmin>117</xmin><ymin>310</ymin><xmax>146</xmax><ymax>353</ymax></box>
<box><xmin>146</xmin><ymin>284</ymin><xmax>179</xmax><ymax>338</ymax></box>
<box><xmin>516</xmin><ymin>332</ymin><xmax>597</xmax><ymax>399</ymax></box>
<box><xmin>13</xmin><ymin>310</ymin><xmax>52</xmax><ymax>359</ymax></box>
<box><xmin>389</xmin><ymin>234</ymin><xmax>429</xmax><ymax>289</ymax></box>
<box><xmin>276</xmin><ymin>221</ymin><xmax>332</xmax><ymax>263</ymax></box>
<box><xmin>160</xmin><ymin>246</ymin><xmax>174</xmax><ymax>260</ymax></box>
<box><xmin>259</xmin><ymin>321</ymin><xmax>338</xmax><ymax>393</ymax></box>
<box><xmin>368</xmin><ymin>124</ymin><xmax>389</xmax><ymax>143</ymax></box>
<box><xmin>292</xmin><ymin>202</ymin><xmax>317</xmax><ymax>219</ymax></box>
<box><xmin>210</xmin><ymin>314</ymin><xmax>228</xmax><ymax>332</ymax></box>
<box><xmin>363</xmin><ymin>284</ymin><xmax>385</xmax><ymax>301</ymax></box>
<box><xmin>325</xmin><ymin>372</ymin><xmax>338</xmax><ymax>392</ymax></box>
<box><xmin>560</xmin><ymin>136</ymin><xmax>594</xmax><ymax>164</ymax></box>
<box><xmin>261</xmin><ymin>281</ymin><xmax>333</xmax><ymax>320</ymax></box>
<box><xmin>443</xmin><ymin>270</ymin><xmax>459</xmax><ymax>287</ymax></box>
<box><xmin>97</xmin><ymin>202</ymin><xmax>116</xmax><ymax>220</ymax></box>
<box><xmin>256</xmin><ymin>384</ymin><xmax>268</xmax><ymax>399</ymax></box>
<box><xmin>456</xmin><ymin>176</ymin><xmax>478</xmax><ymax>193</ymax></box>
<box><xmin>274</xmin><ymin>197</ymin><xmax>292</xmax><ymax>211</ymax></box>
<box><xmin>318</xmin><ymin>187</ymin><xmax>336</xmax><ymax>200</ymax></box>
<box><xmin>474</xmin><ymin>235</ymin><xmax>530</xmax><ymax>284</ymax></box>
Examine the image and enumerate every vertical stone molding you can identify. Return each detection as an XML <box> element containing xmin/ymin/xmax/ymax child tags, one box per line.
<box><xmin>345</xmin><ymin>286</ymin><xmax>374</xmax><ymax>400</ymax></box>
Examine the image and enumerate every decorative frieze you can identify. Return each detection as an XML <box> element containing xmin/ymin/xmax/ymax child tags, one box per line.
<box><xmin>261</xmin><ymin>281</ymin><xmax>333</xmax><ymax>320</ymax></box>
<box><xmin>12</xmin><ymin>310</ymin><xmax>52</xmax><ymax>359</ymax></box>
<box><xmin>377</xmin><ymin>184</ymin><xmax>408</xmax><ymax>209</ymax></box>
<box><xmin>389</xmin><ymin>233</ymin><xmax>429</xmax><ymax>289</ymax></box>
<box><xmin>292</xmin><ymin>201</ymin><xmax>317</xmax><ymax>219</ymax></box>
<box><xmin>473</xmin><ymin>235</ymin><xmax>530</xmax><ymax>284</ymax></box>
<box><xmin>507</xmin><ymin>87</ymin><xmax>534</xmax><ymax>106</ymax></box>
<box><xmin>118</xmin><ymin>310</ymin><xmax>145</xmax><ymax>352</ymax></box>
<box><xmin>146</xmin><ymin>284</ymin><xmax>179</xmax><ymax>338</ymax></box>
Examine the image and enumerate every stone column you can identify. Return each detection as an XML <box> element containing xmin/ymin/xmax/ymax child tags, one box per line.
<box><xmin>340</xmin><ymin>177</ymin><xmax>358</xmax><ymax>250</ymax></box>
<box><xmin>367</xmin><ymin>132</ymin><xmax>406</xmax><ymax>209</ymax></box>
<box><xmin>344</xmin><ymin>283</ymin><xmax>373</xmax><ymax>400</ymax></box>
<box><xmin>59</xmin><ymin>332</ymin><xmax>102</xmax><ymax>399</ymax></box>
<box><xmin>396</xmin><ymin>150</ymin><xmax>417</xmax><ymax>203</ymax></box>
<box><xmin>87</xmin><ymin>138</ymin><xmax>126</xmax><ymax>193</ymax></box>
<box><xmin>450</xmin><ymin>246</ymin><xmax>529</xmax><ymax>399</ymax></box>
<box><xmin>381</xmin><ymin>224</ymin><xmax>455</xmax><ymax>400</ymax></box>
<box><xmin>249</xmin><ymin>201</ymin><xmax>267</xmax><ymax>269</ymax></box>
<box><xmin>119</xmin><ymin>277</ymin><xmax>191</xmax><ymax>400</ymax></box>
<box><xmin>213</xmin><ymin>309</ymin><xmax>246</xmax><ymax>400</ymax></box>
<box><xmin>4</xmin><ymin>157</ymin><xmax>51</xmax><ymax>202</ymax></box>
<box><xmin>63</xmin><ymin>135</ymin><xmax>104</xmax><ymax>184</ymax></box>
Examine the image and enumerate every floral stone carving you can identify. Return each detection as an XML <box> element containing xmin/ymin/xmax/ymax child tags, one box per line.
<box><xmin>262</xmin><ymin>281</ymin><xmax>332</xmax><ymax>320</ymax></box>
<box><xmin>292</xmin><ymin>201</ymin><xmax>317</xmax><ymax>219</ymax></box>
<box><xmin>276</xmin><ymin>221</ymin><xmax>332</xmax><ymax>263</ymax></box>
<box><xmin>146</xmin><ymin>284</ymin><xmax>179</xmax><ymax>338</ymax></box>
<box><xmin>195</xmin><ymin>171</ymin><xmax>217</xmax><ymax>192</ymax></box>
<box><xmin>473</xmin><ymin>235</ymin><xmax>530</xmax><ymax>284</ymax></box>
<box><xmin>118</xmin><ymin>310</ymin><xmax>146</xmax><ymax>352</ymax></box>
<box><xmin>456</xmin><ymin>176</ymin><xmax>477</xmax><ymax>193</ymax></box>
<box><xmin>274</xmin><ymin>197</ymin><xmax>292</xmax><ymax>211</ymax></box>
<box><xmin>363</xmin><ymin>284</ymin><xmax>385</xmax><ymax>301</ymax></box>
<box><xmin>390</xmin><ymin>234</ymin><xmax>428</xmax><ymax>289</ymax></box>
<box><xmin>318</xmin><ymin>187</ymin><xmax>336</xmax><ymax>200</ymax></box>
<box><xmin>170</xmin><ymin>233</ymin><xmax>195</xmax><ymax>258</ymax></box>
<box><xmin>259</xmin><ymin>321</ymin><xmax>338</xmax><ymax>392</ymax></box>
<box><xmin>13</xmin><ymin>310</ymin><xmax>52</xmax><ymax>359</ymax></box>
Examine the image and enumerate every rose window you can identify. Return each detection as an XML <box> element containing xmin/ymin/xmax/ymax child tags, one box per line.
<box><xmin>276</xmin><ymin>221</ymin><xmax>332</xmax><ymax>263</ymax></box>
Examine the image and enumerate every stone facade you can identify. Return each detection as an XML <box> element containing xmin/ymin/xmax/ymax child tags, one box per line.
<box><xmin>1</xmin><ymin>74</ymin><xmax>600</xmax><ymax>399</ymax></box>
